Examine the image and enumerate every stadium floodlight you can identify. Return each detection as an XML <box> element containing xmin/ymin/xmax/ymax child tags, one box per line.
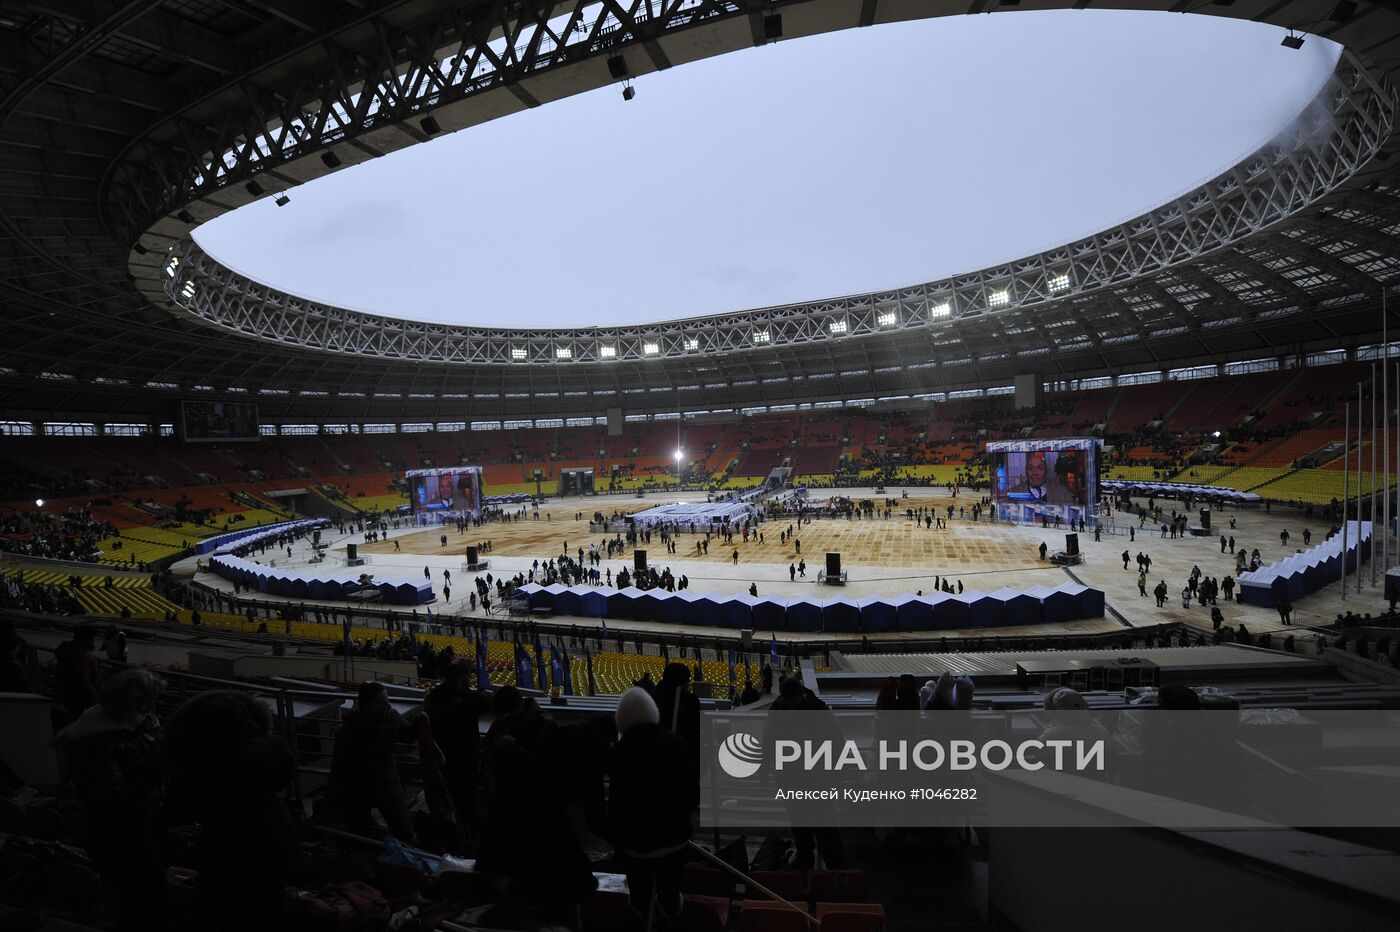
<box><xmin>643</xmin><ymin>342</ymin><xmax>660</xmax><ymax>355</ymax></box>
<box><xmin>673</xmin><ymin>449</ymin><xmax>684</xmax><ymax>462</ymax></box>
<box><xmin>829</xmin><ymin>319</ymin><xmax>848</xmax><ymax>334</ymax></box>
<box><xmin>556</xmin><ymin>347</ymin><xmax>572</xmax><ymax>359</ymax></box>
<box><xmin>929</xmin><ymin>302</ymin><xmax>952</xmax><ymax>319</ymax></box>
<box><xmin>34</xmin><ymin>499</ymin><xmax>43</xmax><ymax>508</ymax></box>
<box><xmin>164</xmin><ymin>257</ymin><xmax>179</xmax><ymax>278</ymax></box>
<box><xmin>275</xmin><ymin>193</ymin><xmax>290</xmax><ymax>207</ymax></box>
<box><xmin>510</xmin><ymin>347</ymin><xmax>527</xmax><ymax>359</ymax></box>
<box><xmin>1048</xmin><ymin>273</ymin><xmax>1071</xmax><ymax>292</ymax></box>
<box><xmin>989</xmin><ymin>289</ymin><xmax>1010</xmax><ymax>307</ymax></box>
<box><xmin>181</xmin><ymin>280</ymin><xmax>197</xmax><ymax>299</ymax></box>
<box><xmin>1213</xmin><ymin>431</ymin><xmax>1222</xmax><ymax>438</ymax></box>
<box><xmin>1281</xmin><ymin>31</ymin><xmax>1304</xmax><ymax>49</ymax></box>
<box><xmin>877</xmin><ymin>312</ymin><xmax>898</xmax><ymax>327</ymax></box>
<box><xmin>752</xmin><ymin>330</ymin><xmax>770</xmax><ymax>344</ymax></box>
<box><xmin>685</xmin><ymin>338</ymin><xmax>699</xmax><ymax>350</ymax></box>
<box><xmin>600</xmin><ymin>345</ymin><xmax>617</xmax><ymax>358</ymax></box>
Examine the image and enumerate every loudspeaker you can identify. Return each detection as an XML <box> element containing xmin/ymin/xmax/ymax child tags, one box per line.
<box><xmin>763</xmin><ymin>12</ymin><xmax>782</xmax><ymax>40</ymax></box>
<box><xmin>826</xmin><ymin>552</ymin><xmax>841</xmax><ymax>578</ymax></box>
<box><xmin>1064</xmin><ymin>533</ymin><xmax>1079</xmax><ymax>557</ymax></box>
<box><xmin>634</xmin><ymin>550</ymin><xmax>647</xmax><ymax>573</ymax></box>
<box><xmin>313</xmin><ymin>530</ymin><xmax>321</xmax><ymax>545</ymax></box>
<box><xmin>466</xmin><ymin>546</ymin><xmax>479</xmax><ymax>565</ymax></box>
<box><xmin>346</xmin><ymin>543</ymin><xmax>358</xmax><ymax>560</ymax></box>
<box><xmin>740</xmin><ymin>629</ymin><xmax>753</xmax><ymax>650</ymax></box>
<box><xmin>1200</xmin><ymin>509</ymin><xmax>1211</xmax><ymax>530</ymax></box>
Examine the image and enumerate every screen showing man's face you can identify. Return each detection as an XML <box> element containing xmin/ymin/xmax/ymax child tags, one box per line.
<box><xmin>1026</xmin><ymin>455</ymin><xmax>1048</xmax><ymax>488</ymax></box>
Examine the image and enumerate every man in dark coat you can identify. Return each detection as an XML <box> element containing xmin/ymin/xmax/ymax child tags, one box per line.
<box><xmin>609</xmin><ymin>687</ymin><xmax>692</xmax><ymax>931</ymax></box>
<box><xmin>769</xmin><ymin>676</ymin><xmax>847</xmax><ymax>871</ymax></box>
<box><xmin>327</xmin><ymin>681</ymin><xmax>420</xmax><ymax>842</ymax></box>
<box><xmin>54</xmin><ymin>625</ymin><xmax>102</xmax><ymax>718</ymax></box>
<box><xmin>53</xmin><ymin>670</ymin><xmax>166</xmax><ymax>932</ymax></box>
<box><xmin>424</xmin><ymin>661</ymin><xmax>489</xmax><ymax>832</ymax></box>
<box><xmin>476</xmin><ymin>686</ymin><xmax>596</xmax><ymax>919</ymax></box>
<box><xmin>164</xmin><ymin>690</ymin><xmax>302</xmax><ymax>930</ymax></box>
<box><xmin>652</xmin><ymin>662</ymin><xmax>701</xmax><ymax>810</ymax></box>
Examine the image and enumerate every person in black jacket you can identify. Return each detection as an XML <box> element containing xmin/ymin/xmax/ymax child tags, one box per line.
<box><xmin>477</xmin><ymin>686</ymin><xmax>596</xmax><ymax>920</ymax></box>
<box><xmin>609</xmin><ymin>687</ymin><xmax>692</xmax><ymax>931</ymax></box>
<box><xmin>53</xmin><ymin>669</ymin><xmax>166</xmax><ymax>932</ymax></box>
<box><xmin>327</xmin><ymin>681</ymin><xmax>420</xmax><ymax>842</ymax></box>
<box><xmin>424</xmin><ymin>661</ymin><xmax>488</xmax><ymax>834</ymax></box>
<box><xmin>652</xmin><ymin>662</ymin><xmax>701</xmax><ymax>811</ymax></box>
<box><xmin>769</xmin><ymin>677</ymin><xmax>847</xmax><ymax>871</ymax></box>
<box><xmin>164</xmin><ymin>690</ymin><xmax>302</xmax><ymax>931</ymax></box>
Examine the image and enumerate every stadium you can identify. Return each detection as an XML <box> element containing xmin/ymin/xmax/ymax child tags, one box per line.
<box><xmin>3</xmin><ymin>1</ymin><xmax>1400</xmax><ymax>930</ymax></box>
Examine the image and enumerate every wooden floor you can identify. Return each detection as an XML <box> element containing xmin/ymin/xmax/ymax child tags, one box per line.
<box><xmin>358</xmin><ymin>493</ymin><xmax>1040</xmax><ymax>573</ymax></box>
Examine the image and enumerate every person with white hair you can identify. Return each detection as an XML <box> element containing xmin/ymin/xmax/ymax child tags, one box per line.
<box><xmin>608</xmin><ymin>687</ymin><xmax>693</xmax><ymax>930</ymax></box>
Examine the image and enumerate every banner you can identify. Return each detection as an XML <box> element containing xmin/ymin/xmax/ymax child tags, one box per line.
<box><xmin>701</xmin><ymin>710</ymin><xmax>1400</xmax><ymax>829</ymax></box>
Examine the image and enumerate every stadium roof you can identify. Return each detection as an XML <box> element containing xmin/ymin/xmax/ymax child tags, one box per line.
<box><xmin>3</xmin><ymin>0</ymin><xmax>1400</xmax><ymax>422</ymax></box>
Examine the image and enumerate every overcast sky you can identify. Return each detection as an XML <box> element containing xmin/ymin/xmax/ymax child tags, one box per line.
<box><xmin>195</xmin><ymin>9</ymin><xmax>1339</xmax><ymax>329</ymax></box>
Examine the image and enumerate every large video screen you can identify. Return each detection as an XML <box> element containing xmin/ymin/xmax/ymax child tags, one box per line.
<box><xmin>180</xmin><ymin>401</ymin><xmax>260</xmax><ymax>442</ymax></box>
<box><xmin>987</xmin><ymin>439</ymin><xmax>1098</xmax><ymax>525</ymax></box>
<box><xmin>408</xmin><ymin>469</ymin><xmax>480</xmax><ymax>515</ymax></box>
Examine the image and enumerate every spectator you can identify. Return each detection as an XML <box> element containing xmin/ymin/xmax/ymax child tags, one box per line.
<box><xmin>54</xmin><ymin>625</ymin><xmax>102</xmax><ymax>719</ymax></box>
<box><xmin>0</xmin><ymin>635</ymin><xmax>32</xmax><ymax>693</ymax></box>
<box><xmin>609</xmin><ymin>687</ymin><xmax>692</xmax><ymax>931</ymax></box>
<box><xmin>53</xmin><ymin>669</ymin><xmax>166</xmax><ymax>932</ymax></box>
<box><xmin>424</xmin><ymin>661</ymin><xmax>489</xmax><ymax>837</ymax></box>
<box><xmin>326</xmin><ymin>681</ymin><xmax>420</xmax><ymax>842</ymax></box>
<box><xmin>164</xmin><ymin>690</ymin><xmax>301</xmax><ymax>930</ymax></box>
<box><xmin>769</xmin><ymin>676</ymin><xmax>846</xmax><ymax>870</ymax></box>
<box><xmin>477</xmin><ymin>686</ymin><xmax>595</xmax><ymax>916</ymax></box>
<box><xmin>653</xmin><ymin>662</ymin><xmax>701</xmax><ymax>811</ymax></box>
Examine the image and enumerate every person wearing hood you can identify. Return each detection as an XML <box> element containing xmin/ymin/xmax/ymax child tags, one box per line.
<box><xmin>163</xmin><ymin>690</ymin><xmax>301</xmax><ymax>930</ymax></box>
<box><xmin>326</xmin><ymin>680</ymin><xmax>421</xmax><ymax>843</ymax></box>
<box><xmin>653</xmin><ymin>662</ymin><xmax>701</xmax><ymax>811</ymax></box>
<box><xmin>609</xmin><ymin>687</ymin><xmax>692</xmax><ymax>931</ymax></box>
<box><xmin>54</xmin><ymin>625</ymin><xmax>102</xmax><ymax>719</ymax></box>
<box><xmin>53</xmin><ymin>669</ymin><xmax>166</xmax><ymax>932</ymax></box>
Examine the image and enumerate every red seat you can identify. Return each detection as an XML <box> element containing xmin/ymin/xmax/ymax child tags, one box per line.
<box><xmin>749</xmin><ymin>869</ymin><xmax>805</xmax><ymax>902</ymax></box>
<box><xmin>808</xmin><ymin>869</ymin><xmax>865</xmax><ymax>904</ymax></box>
<box><xmin>816</xmin><ymin>903</ymin><xmax>887</xmax><ymax>932</ymax></box>
<box><xmin>582</xmin><ymin>889</ymin><xmax>631</xmax><ymax>932</ymax></box>
<box><xmin>681</xmin><ymin>893</ymin><xmax>730</xmax><ymax>931</ymax></box>
<box><xmin>682</xmin><ymin>863</ymin><xmax>734</xmax><ymax>898</ymax></box>
<box><xmin>739</xmin><ymin>898</ymin><xmax>812</xmax><ymax>932</ymax></box>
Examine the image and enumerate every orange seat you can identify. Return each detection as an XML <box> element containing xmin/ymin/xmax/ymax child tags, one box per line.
<box><xmin>808</xmin><ymin>869</ymin><xmax>866</xmax><ymax>903</ymax></box>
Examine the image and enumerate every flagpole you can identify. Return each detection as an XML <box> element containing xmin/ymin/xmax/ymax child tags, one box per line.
<box><xmin>1383</xmin><ymin>293</ymin><xmax>1390</xmax><ymax>576</ymax></box>
<box><xmin>1373</xmin><ymin>363</ymin><xmax>1379</xmax><ymax>586</ymax></box>
<box><xmin>1349</xmin><ymin>380</ymin><xmax>1360</xmax><ymax>587</ymax></box>
<box><xmin>1342</xmin><ymin>401</ymin><xmax>1350</xmax><ymax>600</ymax></box>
